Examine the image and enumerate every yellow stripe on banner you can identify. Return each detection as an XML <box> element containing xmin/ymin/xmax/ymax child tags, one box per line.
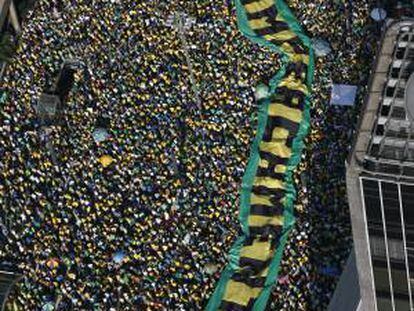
<box><xmin>272</xmin><ymin>127</ymin><xmax>289</xmax><ymax>141</ymax></box>
<box><xmin>250</xmin><ymin>193</ymin><xmax>273</xmax><ymax>206</ymax></box>
<box><xmin>259</xmin><ymin>141</ymin><xmax>291</xmax><ymax>158</ymax></box>
<box><xmin>279</xmin><ymin>42</ymin><xmax>297</xmax><ymax>61</ymax></box>
<box><xmin>248</xmin><ymin>214</ymin><xmax>284</xmax><ymax>227</ymax></box>
<box><xmin>254</xmin><ymin>176</ymin><xmax>284</xmax><ymax>189</ymax></box>
<box><xmin>222</xmin><ymin>280</ymin><xmax>262</xmax><ymax>306</ymax></box>
<box><xmin>279</xmin><ymin>74</ymin><xmax>308</xmax><ymax>94</ymax></box>
<box><xmin>280</xmin><ymin>42</ymin><xmax>295</xmax><ymax>54</ymax></box>
<box><xmin>268</xmin><ymin>103</ymin><xmax>302</xmax><ymax>123</ymax></box>
<box><xmin>249</xmin><ymin>17</ymin><xmax>271</xmax><ymax>30</ymax></box>
<box><xmin>274</xmin><ymin>164</ymin><xmax>287</xmax><ymax>173</ymax></box>
<box><xmin>291</xmin><ymin>53</ymin><xmax>310</xmax><ymax>65</ymax></box>
<box><xmin>280</xmin><ymin>43</ymin><xmax>309</xmax><ymax>64</ymax></box>
<box><xmin>240</xmin><ymin>240</ymin><xmax>271</xmax><ymax>261</ymax></box>
<box><xmin>275</xmin><ymin>13</ymin><xmax>285</xmax><ymax>22</ymax></box>
<box><xmin>258</xmin><ymin>158</ymin><xmax>269</xmax><ymax>169</ymax></box>
<box><xmin>244</xmin><ymin>0</ymin><xmax>274</xmax><ymax>14</ymax></box>
<box><xmin>264</xmin><ymin>30</ymin><xmax>296</xmax><ymax>42</ymax></box>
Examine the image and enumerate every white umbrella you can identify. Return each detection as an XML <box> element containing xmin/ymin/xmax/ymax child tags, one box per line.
<box><xmin>370</xmin><ymin>8</ymin><xmax>387</xmax><ymax>22</ymax></box>
<box><xmin>42</xmin><ymin>302</ymin><xmax>54</xmax><ymax>311</ymax></box>
<box><xmin>204</xmin><ymin>263</ymin><xmax>218</xmax><ymax>275</ymax></box>
<box><xmin>312</xmin><ymin>38</ymin><xmax>332</xmax><ymax>57</ymax></box>
<box><xmin>92</xmin><ymin>127</ymin><xmax>109</xmax><ymax>143</ymax></box>
<box><xmin>255</xmin><ymin>83</ymin><xmax>269</xmax><ymax>100</ymax></box>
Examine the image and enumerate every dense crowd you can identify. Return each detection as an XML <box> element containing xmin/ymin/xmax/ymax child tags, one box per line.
<box><xmin>0</xmin><ymin>0</ymin><xmax>278</xmax><ymax>309</ymax></box>
<box><xmin>271</xmin><ymin>0</ymin><xmax>378</xmax><ymax>310</ymax></box>
<box><xmin>0</xmin><ymin>0</ymin><xmax>383</xmax><ymax>310</ymax></box>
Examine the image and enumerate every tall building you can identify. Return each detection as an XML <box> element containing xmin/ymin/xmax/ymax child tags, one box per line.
<box><xmin>347</xmin><ymin>19</ymin><xmax>414</xmax><ymax>311</ymax></box>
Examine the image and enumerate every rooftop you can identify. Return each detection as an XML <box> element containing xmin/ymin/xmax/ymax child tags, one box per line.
<box><xmin>355</xmin><ymin>19</ymin><xmax>414</xmax><ymax>179</ymax></box>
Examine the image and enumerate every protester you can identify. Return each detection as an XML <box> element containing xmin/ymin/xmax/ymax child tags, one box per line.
<box><xmin>0</xmin><ymin>0</ymin><xmax>376</xmax><ymax>310</ymax></box>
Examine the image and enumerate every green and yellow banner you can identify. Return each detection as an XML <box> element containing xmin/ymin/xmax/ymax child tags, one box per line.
<box><xmin>206</xmin><ymin>0</ymin><xmax>314</xmax><ymax>310</ymax></box>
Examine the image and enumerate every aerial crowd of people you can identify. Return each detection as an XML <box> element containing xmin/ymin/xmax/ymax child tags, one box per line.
<box><xmin>0</xmin><ymin>0</ymin><xmax>385</xmax><ymax>310</ymax></box>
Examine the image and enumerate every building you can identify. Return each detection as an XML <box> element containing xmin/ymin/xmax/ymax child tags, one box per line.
<box><xmin>347</xmin><ymin>19</ymin><xmax>414</xmax><ymax>311</ymax></box>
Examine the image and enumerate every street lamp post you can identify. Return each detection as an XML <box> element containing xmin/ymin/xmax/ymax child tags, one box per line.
<box><xmin>166</xmin><ymin>12</ymin><xmax>201</xmax><ymax>112</ymax></box>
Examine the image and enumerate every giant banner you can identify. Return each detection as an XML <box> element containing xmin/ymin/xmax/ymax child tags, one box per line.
<box><xmin>206</xmin><ymin>0</ymin><xmax>314</xmax><ymax>310</ymax></box>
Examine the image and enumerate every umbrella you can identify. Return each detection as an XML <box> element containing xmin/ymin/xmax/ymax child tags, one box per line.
<box><xmin>312</xmin><ymin>38</ymin><xmax>332</xmax><ymax>57</ymax></box>
<box><xmin>113</xmin><ymin>251</ymin><xmax>125</xmax><ymax>264</ymax></box>
<box><xmin>98</xmin><ymin>155</ymin><xmax>114</xmax><ymax>167</ymax></box>
<box><xmin>255</xmin><ymin>83</ymin><xmax>269</xmax><ymax>100</ymax></box>
<box><xmin>92</xmin><ymin>127</ymin><xmax>109</xmax><ymax>143</ymax></box>
<box><xmin>370</xmin><ymin>8</ymin><xmax>387</xmax><ymax>22</ymax></box>
<box><xmin>42</xmin><ymin>302</ymin><xmax>54</xmax><ymax>311</ymax></box>
<box><xmin>183</xmin><ymin>233</ymin><xmax>191</xmax><ymax>245</ymax></box>
<box><xmin>46</xmin><ymin>258</ymin><xmax>59</xmax><ymax>269</ymax></box>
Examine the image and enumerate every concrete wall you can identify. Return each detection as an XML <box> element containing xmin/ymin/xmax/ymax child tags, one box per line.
<box><xmin>346</xmin><ymin>168</ymin><xmax>377</xmax><ymax>311</ymax></box>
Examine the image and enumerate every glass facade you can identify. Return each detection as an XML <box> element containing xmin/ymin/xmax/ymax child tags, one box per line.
<box><xmin>361</xmin><ymin>178</ymin><xmax>413</xmax><ymax>311</ymax></box>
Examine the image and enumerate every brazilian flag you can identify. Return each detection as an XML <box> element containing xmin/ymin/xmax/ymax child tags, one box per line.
<box><xmin>206</xmin><ymin>0</ymin><xmax>314</xmax><ymax>310</ymax></box>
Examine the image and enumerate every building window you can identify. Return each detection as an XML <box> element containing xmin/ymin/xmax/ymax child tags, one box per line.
<box><xmin>371</xmin><ymin>236</ymin><xmax>387</xmax><ymax>258</ymax></box>
<box><xmin>387</xmin><ymin>239</ymin><xmax>405</xmax><ymax>261</ymax></box>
